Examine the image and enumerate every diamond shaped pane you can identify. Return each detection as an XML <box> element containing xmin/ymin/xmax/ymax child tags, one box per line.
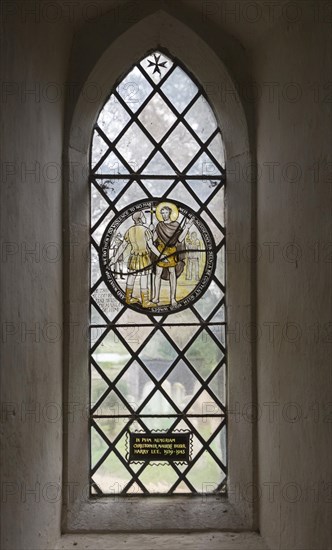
<box><xmin>188</xmin><ymin>417</ymin><xmax>223</xmax><ymax>446</ymax></box>
<box><xmin>138</xmin><ymin>93</ymin><xmax>177</xmax><ymax>142</ymax></box>
<box><xmin>140</xmin><ymin>390</ymin><xmax>177</xmax><ymax>415</ymax></box>
<box><xmin>92</xmin><ymin>330</ymin><xmax>131</xmax><ymax>379</ymax></box>
<box><xmin>138</xmin><ymin>464</ymin><xmax>178</xmax><ymax>493</ymax></box>
<box><xmin>116</xmin><ymin>123</ymin><xmax>153</xmax><ymax>170</ymax></box>
<box><xmin>168</xmin><ymin>182</ymin><xmax>199</xmax><ymax>210</ymax></box>
<box><xmin>163</xmin><ymin>323</ymin><xmax>200</xmax><ymax>351</ymax></box>
<box><xmin>185</xmin><ymin>331</ymin><xmax>223</xmax><ymax>379</ymax></box>
<box><xmin>116</xmin><ymin>361</ymin><xmax>152</xmax><ymax>410</ymax></box>
<box><xmin>161</xmin><ymin>66</ymin><xmax>198</xmax><ymax>113</ymax></box>
<box><xmin>184</xmin><ymin>96</ymin><xmax>217</xmax><ymax>142</ymax></box>
<box><xmin>95</xmin><ymin>150</ymin><xmax>130</xmax><ymax>175</ymax></box>
<box><xmin>94</xmin><ymin>389</ymin><xmax>132</xmax><ymax>416</ymax></box>
<box><xmin>94</xmin><ymin>418</ymin><xmax>128</xmax><ymax>444</ymax></box>
<box><xmin>162</xmin><ymin>123</ymin><xmax>200</xmax><ymax>171</ymax></box>
<box><xmin>193</xmin><ymin>281</ymin><xmax>224</xmax><ymax>319</ymax></box>
<box><xmin>97</xmin><ymin>94</ymin><xmax>131</xmax><ymax>141</ymax></box>
<box><xmin>142</xmin><ymin>151</ymin><xmax>176</xmax><ymax>175</ymax></box>
<box><xmin>163</xmin><ymin>309</ymin><xmax>200</xmax><ymax>348</ymax></box>
<box><xmin>117</xmin><ymin>66</ymin><xmax>153</xmax><ymax>112</ymax></box>
<box><xmin>118</xmin><ymin>324</ymin><xmax>154</xmax><ymax>352</ymax></box>
<box><xmin>115</xmin><ymin>181</ymin><xmax>148</xmax><ymax>210</ymax></box>
<box><xmin>116</xmin><ymin>309</ymin><xmax>154</xmax><ymax>352</ymax></box>
<box><xmin>187</xmin><ymin>151</ymin><xmax>221</xmax><ymax>176</ymax></box>
<box><xmin>186</xmin><ymin>389</ymin><xmax>223</xmax><ymax>416</ymax></box>
<box><xmin>139</xmin><ymin>331</ymin><xmax>177</xmax><ymax>378</ymax></box>
<box><xmin>162</xmin><ymin>360</ymin><xmax>198</xmax><ymax>409</ymax></box>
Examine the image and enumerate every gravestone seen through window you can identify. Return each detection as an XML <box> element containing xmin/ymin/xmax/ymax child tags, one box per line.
<box><xmin>89</xmin><ymin>50</ymin><xmax>227</xmax><ymax>495</ymax></box>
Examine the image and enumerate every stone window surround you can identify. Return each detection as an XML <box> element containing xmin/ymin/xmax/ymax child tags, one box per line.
<box><xmin>63</xmin><ymin>10</ymin><xmax>255</xmax><ymax>533</ymax></box>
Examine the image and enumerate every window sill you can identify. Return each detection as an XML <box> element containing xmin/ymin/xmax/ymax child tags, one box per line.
<box><xmin>56</xmin><ymin>531</ymin><xmax>268</xmax><ymax>550</ymax></box>
<box><xmin>64</xmin><ymin>496</ymin><xmax>250</xmax><ymax>532</ymax></box>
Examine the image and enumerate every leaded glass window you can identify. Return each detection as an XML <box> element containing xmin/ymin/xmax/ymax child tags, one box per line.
<box><xmin>89</xmin><ymin>50</ymin><xmax>226</xmax><ymax>496</ymax></box>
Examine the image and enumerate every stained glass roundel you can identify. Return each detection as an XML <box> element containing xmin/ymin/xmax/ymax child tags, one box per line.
<box><xmin>100</xmin><ymin>199</ymin><xmax>215</xmax><ymax>314</ymax></box>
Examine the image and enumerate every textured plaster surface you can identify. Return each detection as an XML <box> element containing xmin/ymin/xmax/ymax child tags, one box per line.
<box><xmin>56</xmin><ymin>531</ymin><xmax>268</xmax><ymax>550</ymax></box>
<box><xmin>0</xmin><ymin>9</ymin><xmax>71</xmax><ymax>550</ymax></box>
<box><xmin>253</xmin><ymin>12</ymin><xmax>332</xmax><ymax>550</ymax></box>
<box><xmin>1</xmin><ymin>1</ymin><xmax>331</xmax><ymax>550</ymax></box>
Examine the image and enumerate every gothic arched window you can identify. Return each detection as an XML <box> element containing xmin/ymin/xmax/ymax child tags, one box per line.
<box><xmin>89</xmin><ymin>50</ymin><xmax>226</xmax><ymax>496</ymax></box>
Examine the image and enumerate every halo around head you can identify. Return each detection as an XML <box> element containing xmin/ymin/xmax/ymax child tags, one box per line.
<box><xmin>155</xmin><ymin>201</ymin><xmax>179</xmax><ymax>222</ymax></box>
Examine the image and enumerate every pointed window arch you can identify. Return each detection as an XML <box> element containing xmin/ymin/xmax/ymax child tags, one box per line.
<box><xmin>89</xmin><ymin>50</ymin><xmax>227</xmax><ymax>496</ymax></box>
<box><xmin>64</xmin><ymin>12</ymin><xmax>254</xmax><ymax>531</ymax></box>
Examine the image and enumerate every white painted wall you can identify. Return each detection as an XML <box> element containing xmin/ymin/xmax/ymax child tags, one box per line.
<box><xmin>0</xmin><ymin>10</ymin><xmax>71</xmax><ymax>550</ymax></box>
<box><xmin>1</xmin><ymin>2</ymin><xmax>330</xmax><ymax>549</ymax></box>
<box><xmin>253</xmin><ymin>11</ymin><xmax>332</xmax><ymax>550</ymax></box>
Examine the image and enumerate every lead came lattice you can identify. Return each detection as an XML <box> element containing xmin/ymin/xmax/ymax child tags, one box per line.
<box><xmin>90</xmin><ymin>49</ymin><xmax>227</xmax><ymax>496</ymax></box>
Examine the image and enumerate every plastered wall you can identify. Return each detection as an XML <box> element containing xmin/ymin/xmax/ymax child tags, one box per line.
<box><xmin>253</xmin><ymin>11</ymin><xmax>332</xmax><ymax>550</ymax></box>
<box><xmin>1</xmin><ymin>2</ymin><xmax>331</xmax><ymax>549</ymax></box>
<box><xmin>0</xmin><ymin>8</ymin><xmax>71</xmax><ymax>550</ymax></box>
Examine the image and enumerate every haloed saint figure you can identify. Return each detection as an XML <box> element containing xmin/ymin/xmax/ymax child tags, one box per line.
<box><xmin>100</xmin><ymin>199</ymin><xmax>215</xmax><ymax>313</ymax></box>
<box><xmin>152</xmin><ymin>203</ymin><xmax>193</xmax><ymax>307</ymax></box>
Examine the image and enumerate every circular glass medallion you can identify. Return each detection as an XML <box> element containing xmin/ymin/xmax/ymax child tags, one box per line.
<box><xmin>100</xmin><ymin>200</ymin><xmax>215</xmax><ymax>314</ymax></box>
